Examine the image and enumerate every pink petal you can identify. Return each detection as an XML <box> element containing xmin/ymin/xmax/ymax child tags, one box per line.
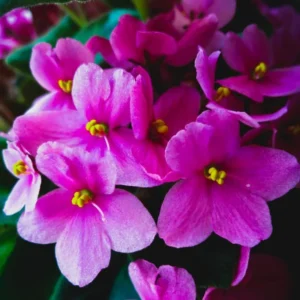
<box><xmin>2</xmin><ymin>147</ymin><xmax>23</xmax><ymax>177</ymax></box>
<box><xmin>136</xmin><ymin>31</ymin><xmax>177</xmax><ymax>56</ymax></box>
<box><xmin>166</xmin><ymin>15</ymin><xmax>218</xmax><ymax>67</ymax></box>
<box><xmin>56</xmin><ymin>204</ymin><xmax>111</xmax><ymax>287</ymax></box>
<box><xmin>206</xmin><ymin>0</ymin><xmax>236</xmax><ymax>28</ymax></box>
<box><xmin>205</xmin><ymin>31</ymin><xmax>225</xmax><ymax>53</ymax></box>
<box><xmin>110</xmin><ymin>15</ymin><xmax>145</xmax><ymax>64</ymax></box>
<box><xmin>242</xmin><ymin>24</ymin><xmax>272</xmax><ymax>67</ymax></box>
<box><xmin>222</xmin><ymin>32</ymin><xmax>255</xmax><ymax>73</ymax></box>
<box><xmin>195</xmin><ymin>48</ymin><xmax>220</xmax><ymax>100</ymax></box>
<box><xmin>24</xmin><ymin>174</ymin><xmax>42</xmax><ymax>212</ymax></box>
<box><xmin>158</xmin><ymin>176</ymin><xmax>213</xmax><ymax>248</ymax></box>
<box><xmin>165</xmin><ymin>122</ymin><xmax>213</xmax><ymax>177</ymax></box>
<box><xmin>54</xmin><ymin>38</ymin><xmax>94</xmax><ymax>79</ymax></box>
<box><xmin>98</xmin><ymin>189</ymin><xmax>156</xmax><ymax>253</ymax></box>
<box><xmin>211</xmin><ymin>181</ymin><xmax>272</xmax><ymax>247</ymax></box>
<box><xmin>30</xmin><ymin>42</ymin><xmax>63</xmax><ymax>91</ymax></box>
<box><xmin>182</xmin><ymin>0</ymin><xmax>213</xmax><ymax>14</ymax></box>
<box><xmin>37</xmin><ymin>142</ymin><xmax>117</xmax><ymax>194</ymax></box>
<box><xmin>130</xmin><ymin>67</ymin><xmax>154</xmax><ymax>140</ymax></box>
<box><xmin>13</xmin><ymin>110</ymin><xmax>85</xmax><ymax>155</ymax></box>
<box><xmin>17</xmin><ymin>188</ymin><xmax>74</xmax><ymax>244</ymax></box>
<box><xmin>25</xmin><ymin>92</ymin><xmax>74</xmax><ymax>114</ymax></box>
<box><xmin>232</xmin><ymin>247</ymin><xmax>251</xmax><ymax>286</ymax></box>
<box><xmin>218</xmin><ymin>75</ymin><xmax>264</xmax><ymax>102</ymax></box>
<box><xmin>154</xmin><ymin>86</ymin><xmax>201</xmax><ymax>138</ymax></box>
<box><xmin>129</xmin><ymin>259</ymin><xmax>160</xmax><ymax>299</ymax></box>
<box><xmin>251</xmin><ymin>105</ymin><xmax>288</xmax><ymax>123</ymax></box>
<box><xmin>226</xmin><ymin>145</ymin><xmax>300</xmax><ymax>201</ymax></box>
<box><xmin>259</xmin><ymin>67</ymin><xmax>300</xmax><ymax>97</ymax></box>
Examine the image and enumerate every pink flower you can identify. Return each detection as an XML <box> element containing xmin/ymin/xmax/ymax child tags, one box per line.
<box><xmin>17</xmin><ymin>142</ymin><xmax>157</xmax><ymax>287</ymax></box>
<box><xmin>13</xmin><ymin>63</ymin><xmax>159</xmax><ymax>187</ymax></box>
<box><xmin>87</xmin><ymin>13</ymin><xmax>218</xmax><ymax>68</ymax></box>
<box><xmin>204</xmin><ymin>248</ymin><xmax>290</xmax><ymax>300</ymax></box>
<box><xmin>2</xmin><ymin>142</ymin><xmax>41</xmax><ymax>215</ymax></box>
<box><xmin>218</xmin><ymin>24</ymin><xmax>300</xmax><ymax>102</ymax></box>
<box><xmin>195</xmin><ymin>47</ymin><xmax>288</xmax><ymax>128</ymax></box>
<box><xmin>131</xmin><ymin>67</ymin><xmax>200</xmax><ymax>182</ymax></box>
<box><xmin>0</xmin><ymin>8</ymin><xmax>36</xmax><ymax>58</ymax></box>
<box><xmin>129</xmin><ymin>259</ymin><xmax>196</xmax><ymax>300</ymax></box>
<box><xmin>27</xmin><ymin>38</ymin><xmax>94</xmax><ymax>113</ymax></box>
<box><xmin>157</xmin><ymin>109</ymin><xmax>300</xmax><ymax>247</ymax></box>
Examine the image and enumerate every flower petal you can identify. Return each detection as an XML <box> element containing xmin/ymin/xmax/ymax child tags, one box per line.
<box><xmin>17</xmin><ymin>188</ymin><xmax>74</xmax><ymax>244</ymax></box>
<box><xmin>158</xmin><ymin>176</ymin><xmax>213</xmax><ymax>248</ymax></box>
<box><xmin>98</xmin><ymin>189</ymin><xmax>156</xmax><ymax>253</ymax></box>
<box><xmin>211</xmin><ymin>181</ymin><xmax>272</xmax><ymax>247</ymax></box>
<box><xmin>56</xmin><ymin>204</ymin><xmax>111</xmax><ymax>287</ymax></box>
<box><xmin>24</xmin><ymin>174</ymin><xmax>42</xmax><ymax>212</ymax></box>
<box><xmin>232</xmin><ymin>247</ymin><xmax>251</xmax><ymax>286</ymax></box>
<box><xmin>182</xmin><ymin>0</ymin><xmax>213</xmax><ymax>14</ymax></box>
<box><xmin>226</xmin><ymin>145</ymin><xmax>300</xmax><ymax>201</ymax></box>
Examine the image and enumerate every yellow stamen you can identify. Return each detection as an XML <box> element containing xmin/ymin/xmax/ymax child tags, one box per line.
<box><xmin>288</xmin><ymin>124</ymin><xmax>300</xmax><ymax>135</ymax></box>
<box><xmin>72</xmin><ymin>189</ymin><xmax>93</xmax><ymax>208</ymax></box>
<box><xmin>12</xmin><ymin>160</ymin><xmax>28</xmax><ymax>176</ymax></box>
<box><xmin>252</xmin><ymin>62</ymin><xmax>267</xmax><ymax>80</ymax></box>
<box><xmin>204</xmin><ymin>166</ymin><xmax>227</xmax><ymax>185</ymax></box>
<box><xmin>58</xmin><ymin>80</ymin><xmax>73</xmax><ymax>93</ymax></box>
<box><xmin>152</xmin><ymin>119</ymin><xmax>168</xmax><ymax>134</ymax></box>
<box><xmin>86</xmin><ymin>120</ymin><xmax>108</xmax><ymax>137</ymax></box>
<box><xmin>215</xmin><ymin>87</ymin><xmax>231</xmax><ymax>102</ymax></box>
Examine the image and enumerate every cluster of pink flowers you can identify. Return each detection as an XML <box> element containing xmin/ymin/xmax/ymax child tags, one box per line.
<box><xmin>2</xmin><ymin>0</ymin><xmax>300</xmax><ymax>298</ymax></box>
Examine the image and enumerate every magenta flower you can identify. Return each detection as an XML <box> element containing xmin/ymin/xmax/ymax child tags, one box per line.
<box><xmin>129</xmin><ymin>259</ymin><xmax>196</xmax><ymax>300</ymax></box>
<box><xmin>131</xmin><ymin>67</ymin><xmax>200</xmax><ymax>181</ymax></box>
<box><xmin>2</xmin><ymin>142</ymin><xmax>41</xmax><ymax>215</ymax></box>
<box><xmin>87</xmin><ymin>13</ymin><xmax>218</xmax><ymax>68</ymax></box>
<box><xmin>13</xmin><ymin>63</ymin><xmax>159</xmax><ymax>187</ymax></box>
<box><xmin>157</xmin><ymin>109</ymin><xmax>300</xmax><ymax>247</ymax></box>
<box><xmin>0</xmin><ymin>8</ymin><xmax>36</xmax><ymax>58</ymax></box>
<box><xmin>27</xmin><ymin>38</ymin><xmax>94</xmax><ymax>113</ymax></box>
<box><xmin>204</xmin><ymin>249</ymin><xmax>290</xmax><ymax>300</ymax></box>
<box><xmin>218</xmin><ymin>24</ymin><xmax>300</xmax><ymax>102</ymax></box>
<box><xmin>195</xmin><ymin>47</ymin><xmax>288</xmax><ymax>128</ymax></box>
<box><xmin>17</xmin><ymin>142</ymin><xmax>157</xmax><ymax>287</ymax></box>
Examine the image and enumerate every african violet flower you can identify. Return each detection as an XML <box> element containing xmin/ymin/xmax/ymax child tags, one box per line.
<box><xmin>13</xmin><ymin>63</ymin><xmax>159</xmax><ymax>187</ymax></box>
<box><xmin>131</xmin><ymin>67</ymin><xmax>200</xmax><ymax>181</ymax></box>
<box><xmin>0</xmin><ymin>8</ymin><xmax>36</xmax><ymax>58</ymax></box>
<box><xmin>17</xmin><ymin>143</ymin><xmax>157</xmax><ymax>287</ymax></box>
<box><xmin>204</xmin><ymin>248</ymin><xmax>290</xmax><ymax>300</ymax></box>
<box><xmin>195</xmin><ymin>47</ymin><xmax>288</xmax><ymax>128</ymax></box>
<box><xmin>158</xmin><ymin>109</ymin><xmax>300</xmax><ymax>247</ymax></box>
<box><xmin>2</xmin><ymin>142</ymin><xmax>41</xmax><ymax>215</ymax></box>
<box><xmin>129</xmin><ymin>259</ymin><xmax>196</xmax><ymax>300</ymax></box>
<box><xmin>219</xmin><ymin>24</ymin><xmax>300</xmax><ymax>102</ymax></box>
<box><xmin>27</xmin><ymin>38</ymin><xmax>94</xmax><ymax>113</ymax></box>
<box><xmin>87</xmin><ymin>13</ymin><xmax>218</xmax><ymax>68</ymax></box>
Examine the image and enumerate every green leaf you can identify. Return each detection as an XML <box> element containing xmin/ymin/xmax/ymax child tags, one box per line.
<box><xmin>132</xmin><ymin>0</ymin><xmax>149</xmax><ymax>20</ymax></box>
<box><xmin>109</xmin><ymin>261</ymin><xmax>139</xmax><ymax>300</ymax></box>
<box><xmin>102</xmin><ymin>0</ymin><xmax>134</xmax><ymax>8</ymax></box>
<box><xmin>5</xmin><ymin>16</ymin><xmax>79</xmax><ymax>75</ymax></box>
<box><xmin>0</xmin><ymin>0</ymin><xmax>88</xmax><ymax>15</ymax></box>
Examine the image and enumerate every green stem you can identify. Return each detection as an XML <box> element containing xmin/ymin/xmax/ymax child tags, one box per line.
<box><xmin>60</xmin><ymin>5</ymin><xmax>87</xmax><ymax>28</ymax></box>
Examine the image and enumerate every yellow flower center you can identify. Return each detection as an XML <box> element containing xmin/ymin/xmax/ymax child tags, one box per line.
<box><xmin>204</xmin><ymin>166</ymin><xmax>227</xmax><ymax>185</ymax></box>
<box><xmin>252</xmin><ymin>62</ymin><xmax>267</xmax><ymax>80</ymax></box>
<box><xmin>215</xmin><ymin>87</ymin><xmax>231</xmax><ymax>102</ymax></box>
<box><xmin>12</xmin><ymin>160</ymin><xmax>28</xmax><ymax>176</ymax></box>
<box><xmin>86</xmin><ymin>120</ymin><xmax>109</xmax><ymax>137</ymax></box>
<box><xmin>72</xmin><ymin>189</ymin><xmax>93</xmax><ymax>208</ymax></box>
<box><xmin>152</xmin><ymin>119</ymin><xmax>168</xmax><ymax>134</ymax></box>
<box><xmin>288</xmin><ymin>124</ymin><xmax>300</xmax><ymax>135</ymax></box>
<box><xmin>58</xmin><ymin>80</ymin><xmax>73</xmax><ymax>93</ymax></box>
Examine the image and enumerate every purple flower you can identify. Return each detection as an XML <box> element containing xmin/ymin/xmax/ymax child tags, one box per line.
<box><xmin>157</xmin><ymin>109</ymin><xmax>300</xmax><ymax>247</ymax></box>
<box><xmin>2</xmin><ymin>142</ymin><xmax>41</xmax><ymax>215</ymax></box>
<box><xmin>218</xmin><ymin>24</ymin><xmax>300</xmax><ymax>102</ymax></box>
<box><xmin>13</xmin><ymin>63</ymin><xmax>159</xmax><ymax>187</ymax></box>
<box><xmin>129</xmin><ymin>259</ymin><xmax>196</xmax><ymax>300</ymax></box>
<box><xmin>0</xmin><ymin>8</ymin><xmax>36</xmax><ymax>58</ymax></box>
<box><xmin>131</xmin><ymin>67</ymin><xmax>200</xmax><ymax>182</ymax></box>
<box><xmin>27</xmin><ymin>38</ymin><xmax>94</xmax><ymax>113</ymax></box>
<box><xmin>195</xmin><ymin>47</ymin><xmax>288</xmax><ymax>128</ymax></box>
<box><xmin>17</xmin><ymin>143</ymin><xmax>157</xmax><ymax>287</ymax></box>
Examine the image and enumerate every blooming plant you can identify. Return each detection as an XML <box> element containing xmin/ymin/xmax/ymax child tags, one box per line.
<box><xmin>0</xmin><ymin>0</ymin><xmax>300</xmax><ymax>299</ymax></box>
